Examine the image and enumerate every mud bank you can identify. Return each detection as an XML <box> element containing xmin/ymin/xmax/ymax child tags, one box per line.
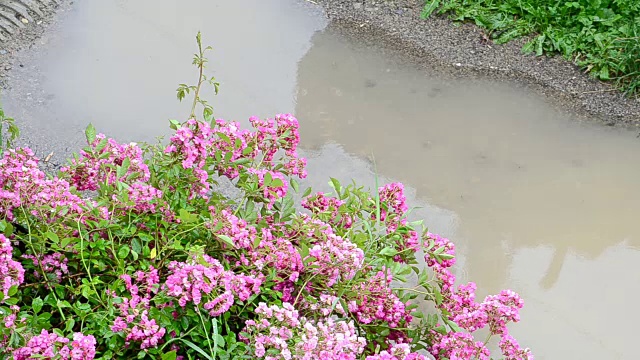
<box><xmin>314</xmin><ymin>0</ymin><xmax>640</xmax><ymax>128</ymax></box>
<box><xmin>0</xmin><ymin>0</ymin><xmax>71</xmax><ymax>87</ymax></box>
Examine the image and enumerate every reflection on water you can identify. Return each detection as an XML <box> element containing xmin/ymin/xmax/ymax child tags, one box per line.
<box><xmin>295</xmin><ymin>25</ymin><xmax>640</xmax><ymax>359</ymax></box>
<box><xmin>2</xmin><ymin>1</ymin><xmax>639</xmax><ymax>359</ymax></box>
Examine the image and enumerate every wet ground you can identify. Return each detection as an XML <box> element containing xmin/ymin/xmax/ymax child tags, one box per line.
<box><xmin>2</xmin><ymin>1</ymin><xmax>640</xmax><ymax>359</ymax></box>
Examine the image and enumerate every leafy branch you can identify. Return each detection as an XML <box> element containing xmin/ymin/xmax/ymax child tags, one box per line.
<box><xmin>0</xmin><ymin>103</ymin><xmax>19</xmax><ymax>151</ymax></box>
<box><xmin>176</xmin><ymin>31</ymin><xmax>220</xmax><ymax>122</ymax></box>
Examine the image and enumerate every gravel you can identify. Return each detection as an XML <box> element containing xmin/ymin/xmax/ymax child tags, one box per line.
<box><xmin>313</xmin><ymin>0</ymin><xmax>640</xmax><ymax>128</ymax></box>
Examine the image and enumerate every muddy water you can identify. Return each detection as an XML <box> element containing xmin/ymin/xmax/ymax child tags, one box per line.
<box><xmin>3</xmin><ymin>1</ymin><xmax>640</xmax><ymax>359</ymax></box>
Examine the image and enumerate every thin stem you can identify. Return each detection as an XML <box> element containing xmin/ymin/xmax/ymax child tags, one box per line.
<box><xmin>19</xmin><ymin>208</ymin><xmax>66</xmax><ymax>322</ymax></box>
<box><xmin>159</xmin><ymin>327</ymin><xmax>197</xmax><ymax>351</ymax></box>
<box><xmin>76</xmin><ymin>218</ymin><xmax>107</xmax><ymax>307</ymax></box>
<box><xmin>196</xmin><ymin>308</ymin><xmax>216</xmax><ymax>358</ymax></box>
<box><xmin>293</xmin><ymin>273</ymin><xmax>318</xmax><ymax>306</ymax></box>
<box><xmin>190</xmin><ymin>33</ymin><xmax>205</xmax><ymax>119</ymax></box>
<box><xmin>478</xmin><ymin>333</ymin><xmax>494</xmax><ymax>360</ymax></box>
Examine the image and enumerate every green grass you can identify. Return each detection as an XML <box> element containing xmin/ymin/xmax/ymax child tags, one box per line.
<box><xmin>422</xmin><ymin>0</ymin><xmax>640</xmax><ymax>96</ymax></box>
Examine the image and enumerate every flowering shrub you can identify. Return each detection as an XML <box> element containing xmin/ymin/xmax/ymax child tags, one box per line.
<box><xmin>0</xmin><ymin>33</ymin><xmax>532</xmax><ymax>359</ymax></box>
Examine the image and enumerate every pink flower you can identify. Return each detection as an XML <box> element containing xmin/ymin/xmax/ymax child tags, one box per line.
<box><xmin>0</xmin><ymin>234</ymin><xmax>24</xmax><ymax>302</ymax></box>
<box><xmin>12</xmin><ymin>329</ymin><xmax>96</xmax><ymax>360</ymax></box>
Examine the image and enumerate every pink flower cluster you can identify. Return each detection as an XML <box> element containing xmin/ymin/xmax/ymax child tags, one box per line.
<box><xmin>377</xmin><ymin>183</ymin><xmax>420</xmax><ymax>262</ymax></box>
<box><xmin>500</xmin><ymin>334</ymin><xmax>534</xmax><ymax>360</ymax></box>
<box><xmin>305</xmin><ymin>229</ymin><xmax>364</xmax><ymax>287</ymax></box>
<box><xmin>423</xmin><ymin>232</ymin><xmax>532</xmax><ymax>359</ymax></box>
<box><xmin>0</xmin><ymin>148</ymin><xmax>86</xmax><ymax>221</ymax></box>
<box><xmin>62</xmin><ymin>134</ymin><xmax>150</xmax><ymax>191</ymax></box>
<box><xmin>424</xmin><ymin>232</ymin><xmax>456</xmax><ymax>269</ymax></box>
<box><xmin>111</xmin><ymin>266</ymin><xmax>166</xmax><ymax>349</ymax></box>
<box><xmin>2</xmin><ymin>304</ymin><xmax>20</xmax><ymax>328</ymax></box>
<box><xmin>248</xmin><ymin>114</ymin><xmax>306</xmax><ymax>178</ymax></box>
<box><xmin>126</xmin><ymin>182</ymin><xmax>164</xmax><ymax>213</ymax></box>
<box><xmin>378</xmin><ymin>183</ymin><xmax>408</xmax><ymax>222</ymax></box>
<box><xmin>164</xmin><ymin>119</ymin><xmax>215</xmax><ymax>197</ymax></box>
<box><xmin>242</xmin><ymin>302</ymin><xmax>366</xmax><ymax>359</ymax></box>
<box><xmin>165</xmin><ymin>115</ymin><xmax>307</xmax><ymax>199</ymax></box>
<box><xmin>430</xmin><ymin>332</ymin><xmax>490</xmax><ymax>360</ymax></box>
<box><xmin>365</xmin><ymin>343</ymin><xmax>427</xmax><ymax>360</ymax></box>
<box><xmin>300</xmin><ymin>293</ymin><xmax>346</xmax><ymax>317</ymax></box>
<box><xmin>22</xmin><ymin>252</ymin><xmax>69</xmax><ymax>283</ymax></box>
<box><xmin>12</xmin><ymin>329</ymin><xmax>96</xmax><ymax>360</ymax></box>
<box><xmin>209</xmin><ymin>206</ymin><xmax>257</xmax><ymax>250</ymax></box>
<box><xmin>0</xmin><ymin>234</ymin><xmax>24</xmax><ymax>302</ymax></box>
<box><xmin>247</xmin><ymin>227</ymin><xmax>304</xmax><ymax>284</ymax></box>
<box><xmin>301</xmin><ymin>192</ymin><xmax>353</xmax><ymax>229</ymax></box>
<box><xmin>346</xmin><ymin>268</ymin><xmax>412</xmax><ymax>328</ymax></box>
<box><xmin>164</xmin><ymin>254</ymin><xmax>261</xmax><ymax>315</ymax></box>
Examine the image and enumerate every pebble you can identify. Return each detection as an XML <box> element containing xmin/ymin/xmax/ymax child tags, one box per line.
<box><xmin>353</xmin><ymin>3</ymin><xmax>362</xmax><ymax>9</ymax></box>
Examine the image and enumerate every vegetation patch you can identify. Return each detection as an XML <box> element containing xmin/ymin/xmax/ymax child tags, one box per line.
<box><xmin>422</xmin><ymin>0</ymin><xmax>640</xmax><ymax>96</ymax></box>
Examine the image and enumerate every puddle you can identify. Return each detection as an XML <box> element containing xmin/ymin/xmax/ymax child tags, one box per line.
<box><xmin>3</xmin><ymin>1</ymin><xmax>640</xmax><ymax>359</ymax></box>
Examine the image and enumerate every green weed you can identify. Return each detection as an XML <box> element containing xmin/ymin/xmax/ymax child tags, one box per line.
<box><xmin>422</xmin><ymin>0</ymin><xmax>640</xmax><ymax>96</ymax></box>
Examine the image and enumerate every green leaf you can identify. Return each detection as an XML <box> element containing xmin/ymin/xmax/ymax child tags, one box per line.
<box><xmin>232</xmin><ymin>158</ymin><xmax>253</xmax><ymax>166</ymax></box>
<box><xmin>32</xmin><ymin>297</ymin><xmax>43</xmax><ymax>314</ymax></box>
<box><xmin>118</xmin><ymin>157</ymin><xmax>131</xmax><ymax>179</ymax></box>
<box><xmin>434</xmin><ymin>286</ymin><xmax>443</xmax><ymax>305</ymax></box>
<box><xmin>57</xmin><ymin>300</ymin><xmax>72</xmax><ymax>309</ymax></box>
<box><xmin>536</xmin><ymin>34</ymin><xmax>546</xmax><ymax>56</ymax></box>
<box><xmin>177</xmin><ymin>339</ymin><xmax>214</xmax><ymax>360</ymax></box>
<box><xmin>302</xmin><ymin>187</ymin><xmax>313</xmax><ymax>198</ymax></box>
<box><xmin>433</xmin><ymin>325</ymin><xmax>447</xmax><ymax>335</ymax></box>
<box><xmin>263</xmin><ymin>171</ymin><xmax>273</xmax><ymax>187</ymax></box>
<box><xmin>217</xmin><ymin>132</ymin><xmax>231</xmax><ymax>144</ymax></box>
<box><xmin>60</xmin><ymin>237</ymin><xmax>73</xmax><ymax>248</ymax></box>
<box><xmin>444</xmin><ymin>317</ymin><xmax>463</xmax><ymax>333</ymax></box>
<box><xmin>44</xmin><ymin>231</ymin><xmax>60</xmax><ymax>244</ymax></box>
<box><xmin>150</xmin><ymin>247</ymin><xmax>157</xmax><ymax>259</ymax></box>
<box><xmin>65</xmin><ymin>318</ymin><xmax>76</xmax><ymax>333</ymax></box>
<box><xmin>218</xmin><ymin>235</ymin><xmax>235</xmax><ymax>248</ymax></box>
<box><xmin>7</xmin><ymin>285</ymin><xmax>17</xmax><ymax>297</ymax></box>
<box><xmin>298</xmin><ymin>242</ymin><xmax>310</xmax><ymax>259</ymax></box>
<box><xmin>131</xmin><ymin>238</ymin><xmax>142</xmax><ymax>254</ymax></box>
<box><xmin>379</xmin><ymin>247</ymin><xmax>398</xmax><ymax>257</ymax></box>
<box><xmin>290</xmin><ymin>179</ymin><xmax>299</xmax><ymax>193</ymax></box>
<box><xmin>94</xmin><ymin>138</ymin><xmax>108</xmax><ymax>153</ymax></box>
<box><xmin>421</xmin><ymin>0</ymin><xmax>441</xmax><ymax>18</ymax></box>
<box><xmin>169</xmin><ymin>119</ymin><xmax>181</xmax><ymax>130</ymax></box>
<box><xmin>329</xmin><ymin>177</ymin><xmax>342</xmax><ymax>194</ymax></box>
<box><xmin>118</xmin><ymin>246</ymin><xmax>130</xmax><ymax>259</ymax></box>
<box><xmin>178</xmin><ymin>209</ymin><xmax>198</xmax><ymax>223</ymax></box>
<box><xmin>271</xmin><ymin>178</ymin><xmax>284</xmax><ymax>188</ymax></box>
<box><xmin>161</xmin><ymin>351</ymin><xmax>177</xmax><ymax>360</ymax></box>
<box><xmin>242</xmin><ymin>146</ymin><xmax>254</xmax><ymax>156</ymax></box>
<box><xmin>85</xmin><ymin>124</ymin><xmax>96</xmax><ymax>144</ymax></box>
<box><xmin>2</xmin><ymin>222</ymin><xmax>13</xmax><ymax>236</ymax></box>
<box><xmin>3</xmin><ymin>297</ymin><xmax>18</xmax><ymax>305</ymax></box>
